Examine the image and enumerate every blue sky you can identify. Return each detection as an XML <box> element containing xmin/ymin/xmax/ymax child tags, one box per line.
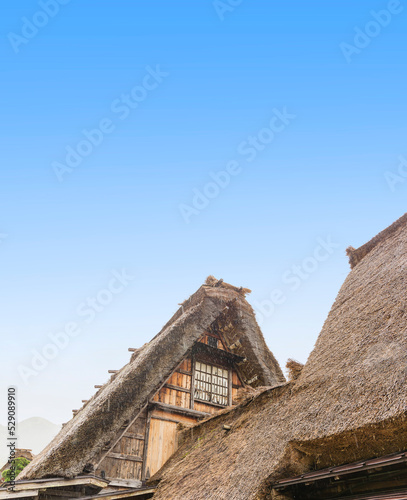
<box><xmin>1</xmin><ymin>0</ymin><xmax>406</xmax><ymax>424</ymax></box>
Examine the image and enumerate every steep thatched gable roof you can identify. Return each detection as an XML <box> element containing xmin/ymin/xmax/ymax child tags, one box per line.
<box><xmin>19</xmin><ymin>277</ymin><xmax>285</xmax><ymax>481</ymax></box>
<box><xmin>151</xmin><ymin>215</ymin><xmax>407</xmax><ymax>499</ymax></box>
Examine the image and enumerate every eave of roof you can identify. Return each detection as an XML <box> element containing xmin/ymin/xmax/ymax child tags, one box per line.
<box><xmin>273</xmin><ymin>450</ymin><xmax>407</xmax><ymax>488</ymax></box>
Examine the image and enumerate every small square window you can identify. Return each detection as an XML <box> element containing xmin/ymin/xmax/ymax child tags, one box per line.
<box><xmin>207</xmin><ymin>336</ymin><xmax>218</xmax><ymax>349</ymax></box>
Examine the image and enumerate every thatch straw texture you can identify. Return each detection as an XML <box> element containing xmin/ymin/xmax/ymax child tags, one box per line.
<box><xmin>346</xmin><ymin>212</ymin><xmax>407</xmax><ymax>268</ymax></box>
<box><xmin>285</xmin><ymin>359</ymin><xmax>304</xmax><ymax>381</ymax></box>
<box><xmin>151</xmin><ymin>215</ymin><xmax>407</xmax><ymax>499</ymax></box>
<box><xmin>19</xmin><ymin>278</ymin><xmax>284</xmax><ymax>481</ymax></box>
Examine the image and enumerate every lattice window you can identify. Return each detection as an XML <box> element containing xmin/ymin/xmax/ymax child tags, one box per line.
<box><xmin>194</xmin><ymin>361</ymin><xmax>229</xmax><ymax>406</ymax></box>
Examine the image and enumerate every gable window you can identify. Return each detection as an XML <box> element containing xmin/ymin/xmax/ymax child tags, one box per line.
<box><xmin>194</xmin><ymin>361</ymin><xmax>229</xmax><ymax>406</ymax></box>
<box><xmin>207</xmin><ymin>335</ymin><xmax>218</xmax><ymax>349</ymax></box>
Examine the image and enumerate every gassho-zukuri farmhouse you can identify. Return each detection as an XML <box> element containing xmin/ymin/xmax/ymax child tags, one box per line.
<box><xmin>3</xmin><ymin>213</ymin><xmax>407</xmax><ymax>499</ymax></box>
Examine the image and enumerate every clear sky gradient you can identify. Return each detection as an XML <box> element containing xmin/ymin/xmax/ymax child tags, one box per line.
<box><xmin>1</xmin><ymin>0</ymin><xmax>406</xmax><ymax>424</ymax></box>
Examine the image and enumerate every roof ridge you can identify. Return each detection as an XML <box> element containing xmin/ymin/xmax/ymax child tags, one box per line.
<box><xmin>346</xmin><ymin>213</ymin><xmax>407</xmax><ymax>269</ymax></box>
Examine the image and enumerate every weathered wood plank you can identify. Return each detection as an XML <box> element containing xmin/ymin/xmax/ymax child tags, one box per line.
<box><xmin>228</xmin><ymin>369</ymin><xmax>233</xmax><ymax>406</ymax></box>
<box><xmin>122</xmin><ymin>432</ymin><xmax>145</xmax><ymax>440</ymax></box>
<box><xmin>177</xmin><ymin>368</ymin><xmax>192</xmax><ymax>376</ymax></box>
<box><xmin>106</xmin><ymin>452</ymin><xmax>143</xmax><ymax>463</ymax></box>
<box><xmin>151</xmin><ymin>415</ymin><xmax>184</xmax><ymax>424</ymax></box>
<box><xmin>94</xmin><ymin>405</ymin><xmax>147</xmax><ymax>470</ymax></box>
<box><xmin>151</xmin><ymin>409</ymin><xmax>197</xmax><ymax>425</ymax></box>
<box><xmin>150</xmin><ymin>401</ymin><xmax>209</xmax><ymax>418</ymax></box>
<box><xmin>142</xmin><ymin>411</ymin><xmax>152</xmax><ymax>481</ymax></box>
<box><xmin>145</xmin><ymin>416</ymin><xmax>178</xmax><ymax>479</ymax></box>
<box><xmin>190</xmin><ymin>355</ymin><xmax>196</xmax><ymax>410</ymax></box>
<box><xmin>13</xmin><ymin>476</ymin><xmax>108</xmax><ymax>491</ymax></box>
<box><xmin>0</xmin><ymin>490</ymin><xmax>40</xmax><ymax>499</ymax></box>
<box><xmin>164</xmin><ymin>383</ymin><xmax>191</xmax><ymax>395</ymax></box>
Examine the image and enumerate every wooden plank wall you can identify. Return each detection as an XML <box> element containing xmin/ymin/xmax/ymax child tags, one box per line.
<box><xmin>96</xmin><ymin>408</ymin><xmax>147</xmax><ymax>481</ymax></box>
<box><xmin>144</xmin><ymin>409</ymin><xmax>197</xmax><ymax>479</ymax></box>
<box><xmin>96</xmin><ymin>330</ymin><xmax>244</xmax><ymax>482</ymax></box>
<box><xmin>152</xmin><ymin>359</ymin><xmax>192</xmax><ymax>408</ymax></box>
<box><xmin>152</xmin><ymin>336</ymin><xmax>243</xmax><ymax>414</ymax></box>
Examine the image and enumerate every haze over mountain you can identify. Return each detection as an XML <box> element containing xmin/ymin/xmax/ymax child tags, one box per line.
<box><xmin>0</xmin><ymin>417</ymin><xmax>60</xmax><ymax>465</ymax></box>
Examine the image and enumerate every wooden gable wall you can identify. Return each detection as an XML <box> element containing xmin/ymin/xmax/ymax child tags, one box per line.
<box><xmin>95</xmin><ymin>330</ymin><xmax>244</xmax><ymax>482</ymax></box>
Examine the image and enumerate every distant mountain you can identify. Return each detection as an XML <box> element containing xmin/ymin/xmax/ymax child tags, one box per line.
<box><xmin>0</xmin><ymin>418</ymin><xmax>61</xmax><ymax>466</ymax></box>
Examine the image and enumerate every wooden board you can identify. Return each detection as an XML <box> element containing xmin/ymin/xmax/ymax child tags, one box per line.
<box><xmin>193</xmin><ymin>401</ymin><xmax>222</xmax><ymax>414</ymax></box>
<box><xmin>152</xmin><ymin>361</ymin><xmax>192</xmax><ymax>410</ymax></box>
<box><xmin>144</xmin><ymin>415</ymin><xmax>178</xmax><ymax>479</ymax></box>
<box><xmin>151</xmin><ymin>408</ymin><xmax>197</xmax><ymax>426</ymax></box>
<box><xmin>96</xmin><ymin>409</ymin><xmax>147</xmax><ymax>481</ymax></box>
<box><xmin>197</xmin><ymin>332</ymin><xmax>227</xmax><ymax>351</ymax></box>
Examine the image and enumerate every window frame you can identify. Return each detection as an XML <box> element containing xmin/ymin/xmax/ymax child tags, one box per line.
<box><xmin>193</xmin><ymin>359</ymin><xmax>230</xmax><ymax>407</ymax></box>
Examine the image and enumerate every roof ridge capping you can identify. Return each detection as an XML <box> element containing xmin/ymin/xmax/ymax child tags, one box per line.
<box><xmin>346</xmin><ymin>213</ymin><xmax>407</xmax><ymax>269</ymax></box>
<box><xmin>204</xmin><ymin>275</ymin><xmax>252</xmax><ymax>295</ymax></box>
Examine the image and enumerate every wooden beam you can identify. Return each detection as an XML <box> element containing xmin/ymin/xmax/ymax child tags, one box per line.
<box><xmin>228</xmin><ymin>369</ymin><xmax>233</xmax><ymax>407</ymax></box>
<box><xmin>150</xmin><ymin>401</ymin><xmax>209</xmax><ymax>418</ymax></box>
<box><xmin>164</xmin><ymin>383</ymin><xmax>191</xmax><ymax>394</ymax></box>
<box><xmin>122</xmin><ymin>432</ymin><xmax>145</xmax><ymax>440</ymax></box>
<box><xmin>80</xmin><ymin>488</ymin><xmax>156</xmax><ymax>500</ymax></box>
<box><xmin>94</xmin><ymin>404</ymin><xmax>148</xmax><ymax>470</ymax></box>
<box><xmin>107</xmin><ymin>478</ymin><xmax>142</xmax><ymax>488</ymax></box>
<box><xmin>142</xmin><ymin>410</ymin><xmax>152</xmax><ymax>481</ymax></box>
<box><xmin>128</xmin><ymin>348</ymin><xmax>138</xmax><ymax>352</ymax></box>
<box><xmin>177</xmin><ymin>369</ymin><xmax>192</xmax><ymax>376</ymax></box>
<box><xmin>94</xmin><ymin>385</ymin><xmax>103</xmax><ymax>388</ymax></box>
<box><xmin>0</xmin><ymin>489</ymin><xmax>39</xmax><ymax>499</ymax></box>
<box><xmin>193</xmin><ymin>399</ymin><xmax>226</xmax><ymax>409</ymax></box>
<box><xmin>151</xmin><ymin>415</ymin><xmax>185</xmax><ymax>425</ymax></box>
<box><xmin>106</xmin><ymin>452</ymin><xmax>143</xmax><ymax>463</ymax></box>
<box><xmin>13</xmin><ymin>476</ymin><xmax>108</xmax><ymax>492</ymax></box>
<box><xmin>108</xmin><ymin>370</ymin><xmax>118</xmax><ymax>374</ymax></box>
<box><xmin>43</xmin><ymin>490</ymin><xmax>83</xmax><ymax>498</ymax></box>
<box><xmin>82</xmin><ymin>400</ymin><xmax>88</xmax><ymax>403</ymax></box>
<box><xmin>190</xmin><ymin>355</ymin><xmax>195</xmax><ymax>410</ymax></box>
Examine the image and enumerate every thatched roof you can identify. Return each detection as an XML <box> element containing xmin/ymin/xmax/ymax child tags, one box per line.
<box><xmin>346</xmin><ymin>212</ymin><xmax>407</xmax><ymax>269</ymax></box>
<box><xmin>285</xmin><ymin>358</ymin><xmax>303</xmax><ymax>381</ymax></box>
<box><xmin>151</xmin><ymin>214</ymin><xmax>407</xmax><ymax>499</ymax></box>
<box><xmin>19</xmin><ymin>277</ymin><xmax>284</xmax><ymax>481</ymax></box>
